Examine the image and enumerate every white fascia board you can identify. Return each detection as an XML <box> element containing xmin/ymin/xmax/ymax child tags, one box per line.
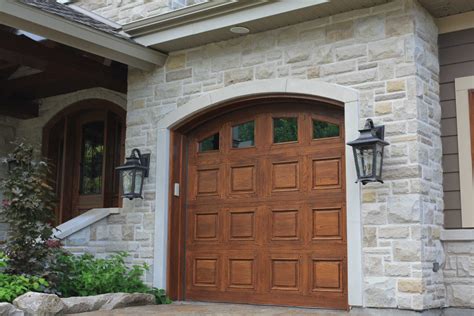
<box><xmin>133</xmin><ymin>0</ymin><xmax>329</xmax><ymax>47</ymax></box>
<box><xmin>437</xmin><ymin>11</ymin><xmax>474</xmax><ymax>34</ymax></box>
<box><xmin>0</xmin><ymin>0</ymin><xmax>166</xmax><ymax>70</ymax></box>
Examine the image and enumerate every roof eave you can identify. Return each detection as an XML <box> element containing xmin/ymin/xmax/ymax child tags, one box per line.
<box><xmin>0</xmin><ymin>0</ymin><xmax>167</xmax><ymax>70</ymax></box>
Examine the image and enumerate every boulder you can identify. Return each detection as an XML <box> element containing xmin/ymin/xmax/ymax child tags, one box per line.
<box><xmin>13</xmin><ymin>292</ymin><xmax>65</xmax><ymax>316</ymax></box>
<box><xmin>62</xmin><ymin>293</ymin><xmax>155</xmax><ymax>313</ymax></box>
<box><xmin>101</xmin><ymin>293</ymin><xmax>155</xmax><ymax>310</ymax></box>
<box><xmin>0</xmin><ymin>302</ymin><xmax>24</xmax><ymax>316</ymax></box>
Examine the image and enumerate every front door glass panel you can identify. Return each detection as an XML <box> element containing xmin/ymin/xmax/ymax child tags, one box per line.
<box><xmin>80</xmin><ymin>121</ymin><xmax>105</xmax><ymax>195</ymax></box>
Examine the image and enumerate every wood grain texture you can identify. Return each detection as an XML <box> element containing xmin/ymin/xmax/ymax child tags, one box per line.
<box><xmin>183</xmin><ymin>101</ymin><xmax>347</xmax><ymax>309</ymax></box>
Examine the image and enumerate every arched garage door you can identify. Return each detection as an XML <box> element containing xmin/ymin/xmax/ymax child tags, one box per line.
<box><xmin>185</xmin><ymin>99</ymin><xmax>348</xmax><ymax>309</ymax></box>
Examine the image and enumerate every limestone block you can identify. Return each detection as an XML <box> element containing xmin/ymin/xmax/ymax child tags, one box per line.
<box><xmin>166</xmin><ymin>68</ymin><xmax>192</xmax><ymax>82</ymax></box>
<box><xmin>285</xmin><ymin>46</ymin><xmax>311</xmax><ymax>63</ymax></box>
<box><xmin>224</xmin><ymin>68</ymin><xmax>254</xmax><ymax>86</ymax></box>
<box><xmin>386</xmin><ymin>15</ymin><xmax>414</xmax><ymax>36</ymax></box>
<box><xmin>379</xmin><ymin>226</ymin><xmax>409</xmax><ymax>239</ymax></box>
<box><xmin>326</xmin><ymin>21</ymin><xmax>353</xmax><ymax>43</ymax></box>
<box><xmin>363</xmin><ymin>226</ymin><xmax>377</xmax><ymax>247</ymax></box>
<box><xmin>447</xmin><ymin>285</ymin><xmax>474</xmax><ymax>307</ymax></box>
<box><xmin>398</xmin><ymin>278</ymin><xmax>424</xmax><ymax>293</ymax></box>
<box><xmin>374</xmin><ymin>101</ymin><xmax>392</xmax><ymax>115</ymax></box>
<box><xmin>166</xmin><ymin>54</ymin><xmax>186</xmax><ymax>70</ymax></box>
<box><xmin>368</xmin><ymin>38</ymin><xmax>404</xmax><ymax>61</ymax></box>
<box><xmin>354</xmin><ymin>16</ymin><xmax>385</xmax><ymax>42</ymax></box>
<box><xmin>387</xmin><ymin>195</ymin><xmax>421</xmax><ymax>224</ymax></box>
<box><xmin>385</xmin><ymin>263</ymin><xmax>410</xmax><ymax>277</ymax></box>
<box><xmin>364</xmin><ymin>278</ymin><xmax>397</xmax><ymax>307</ymax></box>
<box><xmin>320</xmin><ymin>60</ymin><xmax>356</xmax><ymax>76</ymax></box>
<box><xmin>393</xmin><ymin>240</ymin><xmax>421</xmax><ymax>262</ymax></box>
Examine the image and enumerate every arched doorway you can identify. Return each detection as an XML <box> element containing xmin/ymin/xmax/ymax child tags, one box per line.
<box><xmin>154</xmin><ymin>79</ymin><xmax>362</xmax><ymax>308</ymax></box>
<box><xmin>43</xmin><ymin>99</ymin><xmax>126</xmax><ymax>224</ymax></box>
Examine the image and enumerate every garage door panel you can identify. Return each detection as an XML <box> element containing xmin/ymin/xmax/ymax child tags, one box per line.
<box><xmin>228</xmin><ymin>163</ymin><xmax>257</xmax><ymax>196</ymax></box>
<box><xmin>311</xmin><ymin>259</ymin><xmax>344</xmax><ymax>293</ymax></box>
<box><xmin>193</xmin><ymin>211</ymin><xmax>220</xmax><ymax>242</ymax></box>
<box><xmin>312</xmin><ymin>206</ymin><xmax>344</xmax><ymax>241</ymax></box>
<box><xmin>225</xmin><ymin>255</ymin><xmax>258</xmax><ymax>291</ymax></box>
<box><xmin>269</xmin><ymin>208</ymin><xmax>302</xmax><ymax>242</ymax></box>
<box><xmin>269</xmin><ymin>256</ymin><xmax>303</xmax><ymax>293</ymax></box>
<box><xmin>226</xmin><ymin>207</ymin><xmax>257</xmax><ymax>242</ymax></box>
<box><xmin>185</xmin><ymin>103</ymin><xmax>347</xmax><ymax>309</ymax></box>
<box><xmin>187</xmin><ymin>255</ymin><xmax>221</xmax><ymax>290</ymax></box>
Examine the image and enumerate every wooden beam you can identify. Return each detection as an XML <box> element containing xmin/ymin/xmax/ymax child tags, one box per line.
<box><xmin>1</xmin><ymin>71</ymin><xmax>124</xmax><ymax>100</ymax></box>
<box><xmin>0</xmin><ymin>29</ymin><xmax>127</xmax><ymax>93</ymax></box>
<box><xmin>0</xmin><ymin>98</ymin><xmax>38</xmax><ymax>119</ymax></box>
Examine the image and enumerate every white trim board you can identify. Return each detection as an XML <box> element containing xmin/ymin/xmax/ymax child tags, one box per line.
<box><xmin>455</xmin><ymin>76</ymin><xmax>474</xmax><ymax>228</ymax></box>
<box><xmin>153</xmin><ymin>79</ymin><xmax>363</xmax><ymax>306</ymax></box>
<box><xmin>437</xmin><ymin>11</ymin><xmax>474</xmax><ymax>35</ymax></box>
<box><xmin>132</xmin><ymin>0</ymin><xmax>328</xmax><ymax>48</ymax></box>
<box><xmin>0</xmin><ymin>0</ymin><xmax>166</xmax><ymax>70</ymax></box>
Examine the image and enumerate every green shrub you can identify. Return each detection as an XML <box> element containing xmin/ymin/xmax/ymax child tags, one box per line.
<box><xmin>50</xmin><ymin>251</ymin><xmax>171</xmax><ymax>304</ymax></box>
<box><xmin>0</xmin><ymin>141</ymin><xmax>56</xmax><ymax>275</ymax></box>
<box><xmin>0</xmin><ymin>252</ymin><xmax>49</xmax><ymax>303</ymax></box>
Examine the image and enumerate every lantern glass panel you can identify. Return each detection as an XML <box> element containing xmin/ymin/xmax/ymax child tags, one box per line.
<box><xmin>134</xmin><ymin>170</ymin><xmax>144</xmax><ymax>195</ymax></box>
<box><xmin>122</xmin><ymin>169</ymin><xmax>135</xmax><ymax>195</ymax></box>
<box><xmin>376</xmin><ymin>143</ymin><xmax>384</xmax><ymax>177</ymax></box>
<box><xmin>356</xmin><ymin>146</ymin><xmax>375</xmax><ymax>177</ymax></box>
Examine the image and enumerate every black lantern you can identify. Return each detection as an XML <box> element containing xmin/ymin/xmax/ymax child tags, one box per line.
<box><xmin>116</xmin><ymin>149</ymin><xmax>150</xmax><ymax>200</ymax></box>
<box><xmin>347</xmin><ymin>119</ymin><xmax>389</xmax><ymax>185</ymax></box>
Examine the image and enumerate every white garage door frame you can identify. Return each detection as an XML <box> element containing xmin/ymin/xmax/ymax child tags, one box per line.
<box><xmin>152</xmin><ymin>78</ymin><xmax>363</xmax><ymax>306</ymax></box>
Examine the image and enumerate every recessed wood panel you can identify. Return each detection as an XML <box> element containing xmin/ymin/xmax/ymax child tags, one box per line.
<box><xmin>229</xmin><ymin>210</ymin><xmax>255</xmax><ymax>240</ymax></box>
<box><xmin>197</xmin><ymin>168</ymin><xmax>219</xmax><ymax>195</ymax></box>
<box><xmin>193</xmin><ymin>258</ymin><xmax>218</xmax><ymax>287</ymax></box>
<box><xmin>272</xmin><ymin>161</ymin><xmax>299</xmax><ymax>191</ymax></box>
<box><xmin>313</xmin><ymin>208</ymin><xmax>342</xmax><ymax>240</ymax></box>
<box><xmin>271</xmin><ymin>209</ymin><xmax>299</xmax><ymax>240</ymax></box>
<box><xmin>271</xmin><ymin>259</ymin><xmax>299</xmax><ymax>291</ymax></box>
<box><xmin>194</xmin><ymin>212</ymin><xmax>218</xmax><ymax>240</ymax></box>
<box><xmin>313</xmin><ymin>158</ymin><xmax>341</xmax><ymax>189</ymax></box>
<box><xmin>228</xmin><ymin>259</ymin><xmax>255</xmax><ymax>289</ymax></box>
<box><xmin>230</xmin><ymin>165</ymin><xmax>255</xmax><ymax>193</ymax></box>
<box><xmin>312</xmin><ymin>260</ymin><xmax>343</xmax><ymax>292</ymax></box>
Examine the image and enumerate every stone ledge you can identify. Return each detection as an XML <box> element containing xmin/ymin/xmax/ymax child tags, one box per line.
<box><xmin>53</xmin><ymin>208</ymin><xmax>120</xmax><ymax>240</ymax></box>
<box><xmin>441</xmin><ymin>229</ymin><xmax>474</xmax><ymax>241</ymax></box>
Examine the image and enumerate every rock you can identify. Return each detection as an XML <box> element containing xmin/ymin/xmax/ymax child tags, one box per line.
<box><xmin>101</xmin><ymin>293</ymin><xmax>155</xmax><ymax>310</ymax></box>
<box><xmin>62</xmin><ymin>293</ymin><xmax>156</xmax><ymax>313</ymax></box>
<box><xmin>0</xmin><ymin>302</ymin><xmax>24</xmax><ymax>316</ymax></box>
<box><xmin>13</xmin><ymin>292</ymin><xmax>65</xmax><ymax>316</ymax></box>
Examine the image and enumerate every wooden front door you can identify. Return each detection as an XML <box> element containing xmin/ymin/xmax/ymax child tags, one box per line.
<box><xmin>44</xmin><ymin>101</ymin><xmax>125</xmax><ymax>224</ymax></box>
<box><xmin>185</xmin><ymin>101</ymin><xmax>347</xmax><ymax>309</ymax></box>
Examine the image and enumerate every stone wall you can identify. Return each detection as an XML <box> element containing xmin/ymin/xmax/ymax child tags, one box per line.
<box><xmin>0</xmin><ymin>115</ymin><xmax>18</xmax><ymax>244</ymax></box>
<box><xmin>60</xmin><ymin>203</ymin><xmax>155</xmax><ymax>284</ymax></box>
<box><xmin>124</xmin><ymin>0</ymin><xmax>444</xmax><ymax>310</ymax></box>
<box><xmin>73</xmin><ymin>0</ymin><xmax>207</xmax><ymax>25</ymax></box>
<box><xmin>443</xmin><ymin>240</ymin><xmax>474</xmax><ymax>308</ymax></box>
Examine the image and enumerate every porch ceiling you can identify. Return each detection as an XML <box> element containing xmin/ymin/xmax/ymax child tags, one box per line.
<box><xmin>0</xmin><ymin>25</ymin><xmax>127</xmax><ymax>119</ymax></box>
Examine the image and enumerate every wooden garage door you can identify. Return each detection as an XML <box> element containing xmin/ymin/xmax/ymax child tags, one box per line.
<box><xmin>185</xmin><ymin>101</ymin><xmax>347</xmax><ymax>309</ymax></box>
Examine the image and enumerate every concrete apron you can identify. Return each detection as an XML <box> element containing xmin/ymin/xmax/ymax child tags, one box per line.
<box><xmin>72</xmin><ymin>301</ymin><xmax>472</xmax><ymax>316</ymax></box>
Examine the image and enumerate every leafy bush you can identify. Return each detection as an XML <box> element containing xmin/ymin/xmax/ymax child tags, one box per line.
<box><xmin>0</xmin><ymin>141</ymin><xmax>56</xmax><ymax>275</ymax></box>
<box><xmin>0</xmin><ymin>252</ymin><xmax>49</xmax><ymax>303</ymax></box>
<box><xmin>50</xmin><ymin>251</ymin><xmax>171</xmax><ymax>304</ymax></box>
